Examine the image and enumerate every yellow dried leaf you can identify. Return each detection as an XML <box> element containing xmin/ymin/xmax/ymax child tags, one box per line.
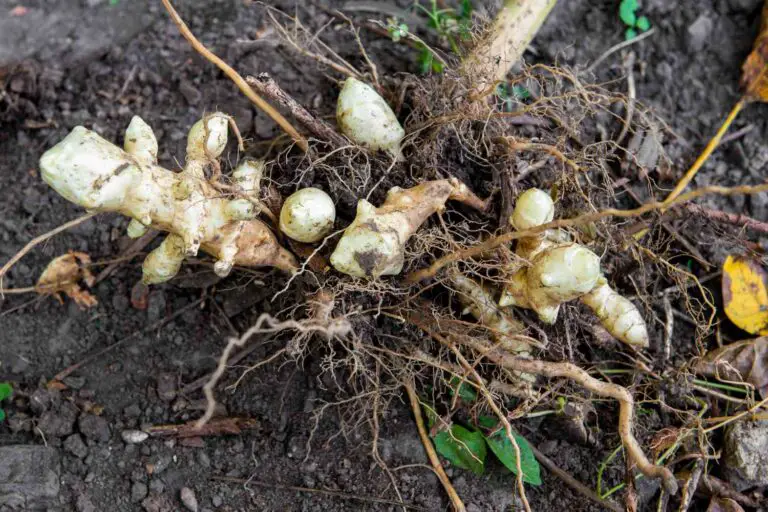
<box><xmin>722</xmin><ymin>255</ymin><xmax>768</xmax><ymax>336</ymax></box>
<box><xmin>741</xmin><ymin>1</ymin><xmax>768</xmax><ymax>101</ymax></box>
<box><xmin>36</xmin><ymin>251</ymin><xmax>98</xmax><ymax>308</ymax></box>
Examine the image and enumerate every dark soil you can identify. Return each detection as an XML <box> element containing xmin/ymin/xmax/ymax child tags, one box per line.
<box><xmin>1</xmin><ymin>0</ymin><xmax>766</xmax><ymax>511</ymax></box>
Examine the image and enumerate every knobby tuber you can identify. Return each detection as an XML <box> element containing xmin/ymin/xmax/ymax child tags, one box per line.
<box><xmin>500</xmin><ymin>188</ymin><xmax>649</xmax><ymax>347</ymax></box>
<box><xmin>336</xmin><ymin>77</ymin><xmax>405</xmax><ymax>158</ymax></box>
<box><xmin>279</xmin><ymin>188</ymin><xmax>336</xmax><ymax>243</ymax></box>
<box><xmin>330</xmin><ymin>178</ymin><xmax>486</xmax><ymax>278</ymax></box>
<box><xmin>39</xmin><ymin>114</ymin><xmax>297</xmax><ymax>284</ymax></box>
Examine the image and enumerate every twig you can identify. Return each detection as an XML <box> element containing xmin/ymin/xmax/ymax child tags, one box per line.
<box><xmin>403</xmin><ymin>380</ymin><xmax>466</xmax><ymax>512</ymax></box>
<box><xmin>530</xmin><ymin>445</ymin><xmax>623</xmax><ymax>512</ymax></box>
<box><xmin>698</xmin><ymin>474</ymin><xmax>763</xmax><ymax>509</ymax></box>
<box><xmin>160</xmin><ymin>0</ymin><xmax>308</xmax><ymax>152</ymax></box>
<box><xmin>664</xmin><ymin>98</ymin><xmax>746</xmax><ymax>205</ymax></box>
<box><xmin>0</xmin><ymin>212</ymin><xmax>98</xmax><ymax>296</ymax></box>
<box><xmin>678</xmin><ymin>458</ymin><xmax>704</xmax><ymax>512</ymax></box>
<box><xmin>662</xmin><ymin>296</ymin><xmax>673</xmax><ymax>365</ymax></box>
<box><xmin>51</xmin><ymin>298</ymin><xmax>205</xmax><ymax>383</ymax></box>
<box><xmin>95</xmin><ymin>229</ymin><xmax>159</xmax><ymax>283</ymax></box>
<box><xmin>146</xmin><ymin>417</ymin><xmax>258</xmax><ymax>438</ymax></box>
<box><xmin>582</xmin><ymin>28</ymin><xmax>656</xmax><ymax>75</ymax></box>
<box><xmin>719</xmin><ymin>123</ymin><xmax>754</xmax><ymax>144</ymax></box>
<box><xmin>245</xmin><ymin>74</ymin><xmax>347</xmax><ymax>147</ymax></box>
<box><xmin>679</xmin><ymin>202</ymin><xmax>768</xmax><ymax>234</ymax></box>
<box><xmin>405</xmin><ymin>181</ymin><xmax>768</xmax><ymax>283</ymax></box>
<box><xmin>615</xmin><ymin>51</ymin><xmax>635</xmax><ymax>145</ymax></box>
<box><xmin>211</xmin><ymin>475</ymin><xmax>429</xmax><ymax>510</ymax></box>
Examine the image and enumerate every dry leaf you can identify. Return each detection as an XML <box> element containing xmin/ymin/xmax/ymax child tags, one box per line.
<box><xmin>707</xmin><ymin>497</ymin><xmax>745</xmax><ymax>512</ymax></box>
<box><xmin>695</xmin><ymin>336</ymin><xmax>768</xmax><ymax>399</ymax></box>
<box><xmin>741</xmin><ymin>1</ymin><xmax>768</xmax><ymax>101</ymax></box>
<box><xmin>722</xmin><ymin>255</ymin><xmax>768</xmax><ymax>336</ymax></box>
<box><xmin>36</xmin><ymin>251</ymin><xmax>97</xmax><ymax>308</ymax></box>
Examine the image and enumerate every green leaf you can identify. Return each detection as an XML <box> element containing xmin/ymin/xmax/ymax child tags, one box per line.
<box><xmin>433</xmin><ymin>425</ymin><xmax>487</xmax><ymax>475</ymax></box>
<box><xmin>0</xmin><ymin>409</ymin><xmax>5</xmax><ymax>422</ymax></box>
<box><xmin>512</xmin><ymin>85</ymin><xmax>531</xmax><ymax>100</ymax></box>
<box><xmin>484</xmin><ymin>429</ymin><xmax>542</xmax><ymax>485</ymax></box>
<box><xmin>619</xmin><ymin>0</ymin><xmax>638</xmax><ymax>27</ymax></box>
<box><xmin>459</xmin><ymin>0</ymin><xmax>473</xmax><ymax>19</ymax></box>
<box><xmin>0</xmin><ymin>382</ymin><xmax>12</xmax><ymax>402</ymax></box>
<box><xmin>477</xmin><ymin>415</ymin><xmax>499</xmax><ymax>429</ymax></box>
<box><xmin>636</xmin><ymin>16</ymin><xmax>651</xmax><ymax>32</ymax></box>
<box><xmin>449</xmin><ymin>376</ymin><xmax>477</xmax><ymax>403</ymax></box>
<box><xmin>625</xmin><ymin>27</ymin><xmax>638</xmax><ymax>40</ymax></box>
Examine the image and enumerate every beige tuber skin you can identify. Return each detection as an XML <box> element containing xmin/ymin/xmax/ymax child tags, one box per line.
<box><xmin>330</xmin><ymin>179</ymin><xmax>487</xmax><ymax>278</ymax></box>
<box><xmin>500</xmin><ymin>188</ymin><xmax>649</xmax><ymax>347</ymax></box>
<box><xmin>39</xmin><ymin>114</ymin><xmax>297</xmax><ymax>284</ymax></box>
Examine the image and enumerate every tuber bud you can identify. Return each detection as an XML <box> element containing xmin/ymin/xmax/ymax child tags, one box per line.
<box><xmin>279</xmin><ymin>188</ymin><xmax>336</xmax><ymax>243</ymax></box>
<box><xmin>510</xmin><ymin>188</ymin><xmax>554</xmax><ymax>231</ymax></box>
<box><xmin>330</xmin><ymin>179</ymin><xmax>486</xmax><ymax>278</ymax></box>
<box><xmin>336</xmin><ymin>77</ymin><xmax>405</xmax><ymax>158</ymax></box>
<box><xmin>581</xmin><ymin>279</ymin><xmax>649</xmax><ymax>347</ymax></box>
<box><xmin>40</xmin><ymin>115</ymin><xmax>297</xmax><ymax>284</ymax></box>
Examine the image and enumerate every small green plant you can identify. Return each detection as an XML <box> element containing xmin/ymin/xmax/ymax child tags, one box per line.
<box><xmin>387</xmin><ymin>1</ymin><xmax>474</xmax><ymax>74</ymax></box>
<box><xmin>619</xmin><ymin>0</ymin><xmax>651</xmax><ymax>40</ymax></box>
<box><xmin>495</xmin><ymin>83</ymin><xmax>532</xmax><ymax>111</ymax></box>
<box><xmin>424</xmin><ymin>387</ymin><xmax>542</xmax><ymax>484</ymax></box>
<box><xmin>0</xmin><ymin>382</ymin><xmax>13</xmax><ymax>422</ymax></box>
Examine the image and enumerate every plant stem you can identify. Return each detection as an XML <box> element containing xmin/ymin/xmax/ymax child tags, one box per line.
<box><xmin>464</xmin><ymin>0</ymin><xmax>559</xmax><ymax>89</ymax></box>
<box><xmin>663</xmin><ymin>98</ymin><xmax>746</xmax><ymax>206</ymax></box>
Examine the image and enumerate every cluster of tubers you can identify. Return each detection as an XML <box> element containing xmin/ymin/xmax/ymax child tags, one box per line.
<box><xmin>39</xmin><ymin>77</ymin><xmax>648</xmax><ymax>347</ymax></box>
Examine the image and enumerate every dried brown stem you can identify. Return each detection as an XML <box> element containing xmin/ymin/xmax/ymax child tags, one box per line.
<box><xmin>146</xmin><ymin>417</ymin><xmax>259</xmax><ymax>438</ymax></box>
<box><xmin>679</xmin><ymin>202</ymin><xmax>768</xmax><ymax>234</ymax></box>
<box><xmin>160</xmin><ymin>0</ymin><xmax>308</xmax><ymax>152</ymax></box>
<box><xmin>406</xmin><ymin>182</ymin><xmax>768</xmax><ymax>284</ymax></box>
<box><xmin>246</xmin><ymin>74</ymin><xmax>347</xmax><ymax>148</ymax></box>
<box><xmin>403</xmin><ymin>380</ymin><xmax>466</xmax><ymax>512</ymax></box>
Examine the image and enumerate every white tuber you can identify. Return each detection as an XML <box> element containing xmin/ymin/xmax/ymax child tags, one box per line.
<box><xmin>40</xmin><ymin>114</ymin><xmax>297</xmax><ymax>284</ymax></box>
<box><xmin>500</xmin><ymin>187</ymin><xmax>649</xmax><ymax>346</ymax></box>
<box><xmin>510</xmin><ymin>187</ymin><xmax>554</xmax><ymax>231</ymax></box>
<box><xmin>581</xmin><ymin>279</ymin><xmax>649</xmax><ymax>347</ymax></box>
<box><xmin>330</xmin><ymin>179</ymin><xmax>486</xmax><ymax>278</ymax></box>
<box><xmin>499</xmin><ymin>243</ymin><xmax>601</xmax><ymax>324</ymax></box>
<box><xmin>279</xmin><ymin>188</ymin><xmax>336</xmax><ymax>243</ymax></box>
<box><xmin>336</xmin><ymin>77</ymin><xmax>405</xmax><ymax>158</ymax></box>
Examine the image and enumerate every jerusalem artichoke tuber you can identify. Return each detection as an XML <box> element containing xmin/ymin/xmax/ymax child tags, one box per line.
<box><xmin>500</xmin><ymin>187</ymin><xmax>649</xmax><ymax>346</ymax></box>
<box><xmin>336</xmin><ymin>77</ymin><xmax>405</xmax><ymax>158</ymax></box>
<box><xmin>40</xmin><ymin>114</ymin><xmax>297</xmax><ymax>284</ymax></box>
<box><xmin>279</xmin><ymin>188</ymin><xmax>336</xmax><ymax>243</ymax></box>
<box><xmin>330</xmin><ymin>178</ymin><xmax>486</xmax><ymax>278</ymax></box>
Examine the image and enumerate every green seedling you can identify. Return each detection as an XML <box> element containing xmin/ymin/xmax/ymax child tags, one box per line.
<box><xmin>0</xmin><ymin>382</ymin><xmax>13</xmax><ymax>422</ymax></box>
<box><xmin>619</xmin><ymin>0</ymin><xmax>651</xmax><ymax>40</ymax></box>
<box><xmin>423</xmin><ymin>392</ymin><xmax>542</xmax><ymax>484</ymax></box>
<box><xmin>387</xmin><ymin>1</ymin><xmax>474</xmax><ymax>74</ymax></box>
